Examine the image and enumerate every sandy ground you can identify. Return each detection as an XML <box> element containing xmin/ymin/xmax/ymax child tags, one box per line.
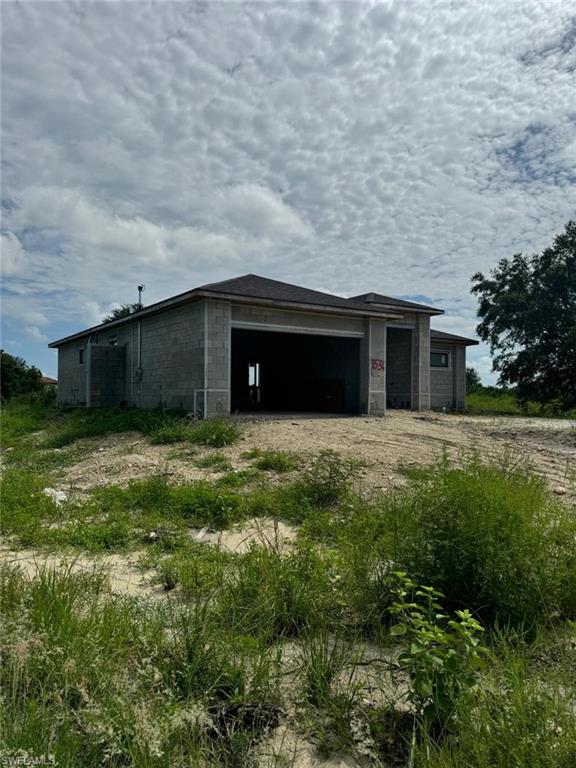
<box><xmin>0</xmin><ymin>548</ymin><xmax>165</xmax><ymax>597</ymax></box>
<box><xmin>57</xmin><ymin>411</ymin><xmax>575</xmax><ymax>499</ymax></box>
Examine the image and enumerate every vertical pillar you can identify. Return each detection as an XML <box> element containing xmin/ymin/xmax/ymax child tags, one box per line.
<box><xmin>360</xmin><ymin>318</ymin><xmax>387</xmax><ymax>416</ymax></box>
<box><xmin>411</xmin><ymin>314</ymin><xmax>430</xmax><ymax>410</ymax></box>
<box><xmin>204</xmin><ymin>300</ymin><xmax>231</xmax><ymax>418</ymax></box>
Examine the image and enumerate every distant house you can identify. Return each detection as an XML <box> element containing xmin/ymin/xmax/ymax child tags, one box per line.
<box><xmin>40</xmin><ymin>376</ymin><xmax>57</xmax><ymax>387</ymax></box>
<box><xmin>49</xmin><ymin>274</ymin><xmax>478</xmax><ymax>416</ymax></box>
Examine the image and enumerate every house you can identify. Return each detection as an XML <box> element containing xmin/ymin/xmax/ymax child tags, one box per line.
<box><xmin>40</xmin><ymin>376</ymin><xmax>57</xmax><ymax>387</ymax></box>
<box><xmin>48</xmin><ymin>274</ymin><xmax>478</xmax><ymax>416</ymax></box>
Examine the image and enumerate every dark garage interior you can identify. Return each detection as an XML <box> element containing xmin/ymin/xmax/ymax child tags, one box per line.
<box><xmin>231</xmin><ymin>329</ymin><xmax>360</xmax><ymax>414</ymax></box>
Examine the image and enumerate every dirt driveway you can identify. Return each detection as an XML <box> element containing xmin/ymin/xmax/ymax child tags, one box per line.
<box><xmin>59</xmin><ymin>411</ymin><xmax>575</xmax><ymax>499</ymax></box>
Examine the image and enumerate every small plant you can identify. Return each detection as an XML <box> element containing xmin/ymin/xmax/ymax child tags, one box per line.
<box><xmin>389</xmin><ymin>571</ymin><xmax>485</xmax><ymax>730</ymax></box>
<box><xmin>194</xmin><ymin>452</ymin><xmax>232</xmax><ymax>471</ymax></box>
<box><xmin>187</xmin><ymin>418</ymin><xmax>241</xmax><ymax>448</ymax></box>
<box><xmin>302</xmin><ymin>449</ymin><xmax>362</xmax><ymax>506</ymax></box>
<box><xmin>253</xmin><ymin>450</ymin><xmax>299</xmax><ymax>473</ymax></box>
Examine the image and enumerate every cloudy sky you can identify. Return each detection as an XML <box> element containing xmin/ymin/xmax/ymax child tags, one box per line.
<box><xmin>2</xmin><ymin>1</ymin><xmax>575</xmax><ymax>381</ymax></box>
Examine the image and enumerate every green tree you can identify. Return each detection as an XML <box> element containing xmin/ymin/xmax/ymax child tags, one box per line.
<box><xmin>466</xmin><ymin>367</ymin><xmax>482</xmax><ymax>393</ymax></box>
<box><xmin>0</xmin><ymin>350</ymin><xmax>43</xmax><ymax>401</ymax></box>
<box><xmin>102</xmin><ymin>302</ymin><xmax>142</xmax><ymax>324</ymax></box>
<box><xmin>471</xmin><ymin>221</ymin><xmax>576</xmax><ymax>410</ymax></box>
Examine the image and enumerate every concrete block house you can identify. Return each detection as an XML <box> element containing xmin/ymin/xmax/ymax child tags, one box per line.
<box><xmin>49</xmin><ymin>274</ymin><xmax>478</xmax><ymax>417</ymax></box>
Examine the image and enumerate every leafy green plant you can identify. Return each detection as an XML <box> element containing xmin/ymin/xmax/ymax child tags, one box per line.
<box><xmin>389</xmin><ymin>571</ymin><xmax>485</xmax><ymax>730</ymax></box>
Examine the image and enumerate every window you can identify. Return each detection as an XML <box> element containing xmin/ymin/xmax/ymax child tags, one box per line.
<box><xmin>108</xmin><ymin>334</ymin><xmax>118</xmax><ymax>346</ymax></box>
<box><xmin>79</xmin><ymin>348</ymin><xmax>85</xmax><ymax>365</ymax></box>
<box><xmin>430</xmin><ymin>351</ymin><xmax>449</xmax><ymax>368</ymax></box>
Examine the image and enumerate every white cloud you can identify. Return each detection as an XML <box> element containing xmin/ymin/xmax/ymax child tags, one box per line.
<box><xmin>1</xmin><ymin>232</ymin><xmax>28</xmax><ymax>277</ymax></box>
<box><xmin>1</xmin><ymin>0</ymin><xmax>575</xmax><ymax>381</ymax></box>
<box><xmin>26</xmin><ymin>325</ymin><xmax>49</xmax><ymax>342</ymax></box>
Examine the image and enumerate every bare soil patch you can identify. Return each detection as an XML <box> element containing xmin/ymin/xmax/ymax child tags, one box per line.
<box><xmin>57</xmin><ymin>412</ymin><xmax>575</xmax><ymax>499</ymax></box>
<box><xmin>0</xmin><ymin>547</ymin><xmax>164</xmax><ymax>598</ymax></box>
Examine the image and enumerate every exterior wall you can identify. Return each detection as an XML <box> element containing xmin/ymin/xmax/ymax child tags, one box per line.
<box><xmin>429</xmin><ymin>342</ymin><xmax>467</xmax><ymax>410</ymax></box>
<box><xmin>230</xmin><ymin>304</ymin><xmax>365</xmax><ymax>336</ymax></box>
<box><xmin>359</xmin><ymin>318</ymin><xmax>387</xmax><ymax>415</ymax></box>
<box><xmin>136</xmin><ymin>301</ymin><xmax>204</xmax><ymax>411</ymax></box>
<box><xmin>56</xmin><ymin>301</ymin><xmax>205</xmax><ymax>411</ymax></box>
<box><xmin>88</xmin><ymin>345</ymin><xmax>126</xmax><ymax>406</ymax></box>
<box><xmin>57</xmin><ymin>339</ymin><xmax>88</xmax><ymax>405</ymax></box>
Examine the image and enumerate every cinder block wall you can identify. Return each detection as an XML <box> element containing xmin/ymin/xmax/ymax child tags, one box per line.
<box><xmin>56</xmin><ymin>301</ymin><xmax>205</xmax><ymax>411</ymax></box>
<box><xmin>57</xmin><ymin>340</ymin><xmax>87</xmax><ymax>405</ymax></box>
<box><xmin>89</xmin><ymin>345</ymin><xmax>126</xmax><ymax>406</ymax></box>
<box><xmin>430</xmin><ymin>342</ymin><xmax>467</xmax><ymax>410</ymax></box>
<box><xmin>136</xmin><ymin>302</ymin><xmax>204</xmax><ymax>411</ymax></box>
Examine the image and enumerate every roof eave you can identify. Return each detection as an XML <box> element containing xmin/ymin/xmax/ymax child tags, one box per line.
<box><xmin>48</xmin><ymin>289</ymin><xmax>403</xmax><ymax>348</ymax></box>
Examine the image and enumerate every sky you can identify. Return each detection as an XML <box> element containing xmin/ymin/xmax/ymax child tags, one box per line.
<box><xmin>2</xmin><ymin>0</ymin><xmax>575</xmax><ymax>382</ymax></box>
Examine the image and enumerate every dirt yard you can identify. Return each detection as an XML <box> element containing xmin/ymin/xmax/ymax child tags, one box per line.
<box><xmin>59</xmin><ymin>411</ymin><xmax>575</xmax><ymax>499</ymax></box>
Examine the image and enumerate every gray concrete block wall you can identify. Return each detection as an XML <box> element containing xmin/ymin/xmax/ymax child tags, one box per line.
<box><xmin>57</xmin><ymin>340</ymin><xmax>88</xmax><ymax>405</ymax></box>
<box><xmin>231</xmin><ymin>304</ymin><xmax>365</xmax><ymax>336</ymax></box>
<box><xmin>89</xmin><ymin>345</ymin><xmax>126</xmax><ymax>406</ymax></box>
<box><xmin>136</xmin><ymin>301</ymin><xmax>205</xmax><ymax>411</ymax></box>
<box><xmin>429</xmin><ymin>342</ymin><xmax>467</xmax><ymax>410</ymax></box>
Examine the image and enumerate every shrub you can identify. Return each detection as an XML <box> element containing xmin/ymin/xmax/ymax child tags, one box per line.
<box><xmin>301</xmin><ymin>449</ymin><xmax>362</xmax><ymax>506</ymax></box>
<box><xmin>382</xmin><ymin>456</ymin><xmax>576</xmax><ymax>627</ymax></box>
<box><xmin>416</xmin><ymin>640</ymin><xmax>576</xmax><ymax>768</ymax></box>
<box><xmin>389</xmin><ymin>572</ymin><xmax>485</xmax><ymax>730</ymax></box>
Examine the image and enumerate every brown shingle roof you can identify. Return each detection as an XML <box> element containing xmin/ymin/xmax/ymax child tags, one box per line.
<box><xmin>351</xmin><ymin>291</ymin><xmax>443</xmax><ymax>315</ymax></box>
<box><xmin>198</xmin><ymin>274</ymin><xmax>400</xmax><ymax>315</ymax></box>
<box><xmin>431</xmin><ymin>329</ymin><xmax>479</xmax><ymax>346</ymax></box>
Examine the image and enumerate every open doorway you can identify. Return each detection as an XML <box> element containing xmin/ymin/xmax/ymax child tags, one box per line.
<box><xmin>231</xmin><ymin>328</ymin><xmax>360</xmax><ymax>414</ymax></box>
<box><xmin>386</xmin><ymin>327</ymin><xmax>412</xmax><ymax>408</ymax></box>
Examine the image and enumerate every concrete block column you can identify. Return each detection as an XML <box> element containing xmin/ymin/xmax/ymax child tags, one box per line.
<box><xmin>204</xmin><ymin>300</ymin><xmax>231</xmax><ymax>418</ymax></box>
<box><xmin>453</xmin><ymin>346</ymin><xmax>466</xmax><ymax>410</ymax></box>
<box><xmin>359</xmin><ymin>317</ymin><xmax>387</xmax><ymax>416</ymax></box>
<box><xmin>411</xmin><ymin>314</ymin><xmax>430</xmax><ymax>410</ymax></box>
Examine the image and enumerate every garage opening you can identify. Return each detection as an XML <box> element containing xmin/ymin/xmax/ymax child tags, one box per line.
<box><xmin>231</xmin><ymin>329</ymin><xmax>361</xmax><ymax>414</ymax></box>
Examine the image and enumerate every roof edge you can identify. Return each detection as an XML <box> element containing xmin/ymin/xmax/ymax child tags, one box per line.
<box><xmin>430</xmin><ymin>329</ymin><xmax>479</xmax><ymax>346</ymax></box>
<box><xmin>49</xmin><ymin>288</ymin><xmax>403</xmax><ymax>348</ymax></box>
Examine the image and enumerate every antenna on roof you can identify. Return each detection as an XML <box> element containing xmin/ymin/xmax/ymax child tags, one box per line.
<box><xmin>137</xmin><ymin>284</ymin><xmax>145</xmax><ymax>309</ymax></box>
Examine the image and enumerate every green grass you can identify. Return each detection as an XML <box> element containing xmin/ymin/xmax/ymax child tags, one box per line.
<box><xmin>149</xmin><ymin>418</ymin><xmax>241</xmax><ymax>447</ymax></box>
<box><xmin>466</xmin><ymin>391</ymin><xmax>528</xmax><ymax>415</ymax></box>
<box><xmin>242</xmin><ymin>448</ymin><xmax>300</xmax><ymax>473</ymax></box>
<box><xmin>467</xmin><ymin>390</ymin><xmax>576</xmax><ymax>418</ymax></box>
<box><xmin>382</xmin><ymin>455</ymin><xmax>576</xmax><ymax>627</ymax></box>
<box><xmin>3</xmin><ymin>401</ymin><xmax>576</xmax><ymax>765</ymax></box>
<box><xmin>194</xmin><ymin>452</ymin><xmax>233</xmax><ymax>471</ymax></box>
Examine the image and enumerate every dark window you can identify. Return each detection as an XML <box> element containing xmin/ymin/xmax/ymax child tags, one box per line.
<box><xmin>108</xmin><ymin>334</ymin><xmax>118</xmax><ymax>346</ymax></box>
<box><xmin>430</xmin><ymin>351</ymin><xmax>449</xmax><ymax>368</ymax></box>
<box><xmin>79</xmin><ymin>348</ymin><xmax>85</xmax><ymax>364</ymax></box>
